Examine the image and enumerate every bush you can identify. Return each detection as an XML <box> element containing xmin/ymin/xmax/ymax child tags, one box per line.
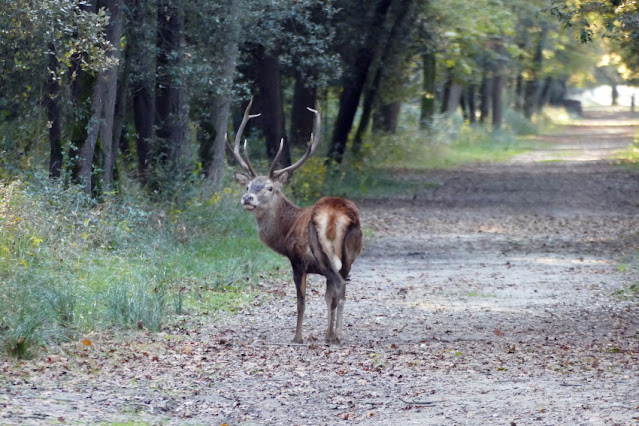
<box><xmin>0</xmin><ymin>173</ymin><xmax>283</xmax><ymax>357</ymax></box>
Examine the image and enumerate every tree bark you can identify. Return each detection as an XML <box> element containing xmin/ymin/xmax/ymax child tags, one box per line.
<box><xmin>255</xmin><ymin>48</ymin><xmax>290</xmax><ymax>168</ymax></box>
<box><xmin>45</xmin><ymin>42</ymin><xmax>62</xmax><ymax>178</ymax></box>
<box><xmin>156</xmin><ymin>0</ymin><xmax>187</xmax><ymax>172</ymax></box>
<box><xmin>130</xmin><ymin>0</ymin><xmax>156</xmax><ymax>181</ymax></box>
<box><xmin>328</xmin><ymin>0</ymin><xmax>394</xmax><ymax>164</ymax></box>
<box><xmin>420</xmin><ymin>51</ymin><xmax>436</xmax><ymax>128</ymax></box>
<box><xmin>100</xmin><ymin>0</ymin><xmax>124</xmax><ymax>192</ymax></box>
<box><xmin>461</xmin><ymin>85</ymin><xmax>477</xmax><ymax>124</ymax></box>
<box><xmin>206</xmin><ymin>0</ymin><xmax>242</xmax><ymax>188</ymax></box>
<box><xmin>479</xmin><ymin>72</ymin><xmax>492</xmax><ymax>124</ymax></box>
<box><xmin>446</xmin><ymin>83</ymin><xmax>462</xmax><ymax>115</ymax></box>
<box><xmin>76</xmin><ymin>0</ymin><xmax>123</xmax><ymax>194</ymax></box>
<box><xmin>523</xmin><ymin>26</ymin><xmax>547</xmax><ymax>120</ymax></box>
<box><xmin>290</xmin><ymin>77</ymin><xmax>317</xmax><ymax>148</ymax></box>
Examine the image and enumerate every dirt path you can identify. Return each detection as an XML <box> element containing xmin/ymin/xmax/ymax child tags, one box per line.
<box><xmin>2</xmin><ymin>109</ymin><xmax>639</xmax><ymax>424</ymax></box>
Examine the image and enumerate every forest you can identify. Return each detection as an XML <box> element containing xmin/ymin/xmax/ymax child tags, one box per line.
<box><xmin>1</xmin><ymin>0</ymin><xmax>639</xmax><ymax>362</ymax></box>
<box><xmin>1</xmin><ymin>0</ymin><xmax>637</xmax><ymax>195</ymax></box>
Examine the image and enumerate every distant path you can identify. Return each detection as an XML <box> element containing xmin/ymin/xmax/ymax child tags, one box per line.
<box><xmin>1</xmin><ymin>108</ymin><xmax>638</xmax><ymax>424</ymax></box>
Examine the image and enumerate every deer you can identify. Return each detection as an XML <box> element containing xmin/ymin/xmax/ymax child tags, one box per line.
<box><xmin>229</xmin><ymin>99</ymin><xmax>363</xmax><ymax>344</ymax></box>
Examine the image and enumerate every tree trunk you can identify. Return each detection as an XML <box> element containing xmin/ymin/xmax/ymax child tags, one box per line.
<box><xmin>420</xmin><ymin>51</ymin><xmax>436</xmax><ymax>128</ymax></box>
<box><xmin>373</xmin><ymin>101</ymin><xmax>401</xmax><ymax>133</ymax></box>
<box><xmin>45</xmin><ymin>42</ymin><xmax>62</xmax><ymax>178</ymax></box>
<box><xmin>352</xmin><ymin>67</ymin><xmax>382</xmax><ymax>153</ymax></box>
<box><xmin>461</xmin><ymin>85</ymin><xmax>477</xmax><ymax>124</ymax></box>
<box><xmin>611</xmin><ymin>84</ymin><xmax>618</xmax><ymax>106</ymax></box>
<box><xmin>479</xmin><ymin>72</ymin><xmax>492</xmax><ymax>124</ymax></box>
<box><xmin>537</xmin><ymin>76</ymin><xmax>552</xmax><ymax>112</ymax></box>
<box><xmin>492</xmin><ymin>70</ymin><xmax>504</xmax><ymax>130</ymax></box>
<box><xmin>369</xmin><ymin>0</ymin><xmax>414</xmax><ymax>136</ymax></box>
<box><xmin>156</xmin><ymin>0</ymin><xmax>187</xmax><ymax>172</ymax></box>
<box><xmin>446</xmin><ymin>83</ymin><xmax>463</xmax><ymax>115</ymax></box>
<box><xmin>76</xmin><ymin>0</ymin><xmax>123</xmax><ymax>194</ymax></box>
<box><xmin>523</xmin><ymin>26</ymin><xmax>547</xmax><ymax>120</ymax></box>
<box><xmin>203</xmin><ymin>0</ymin><xmax>241</xmax><ymax>190</ymax></box>
<box><xmin>100</xmin><ymin>0</ymin><xmax>124</xmax><ymax>192</ymax></box>
<box><xmin>69</xmin><ymin>2</ymin><xmax>96</xmax><ymax>186</ymax></box>
<box><xmin>290</xmin><ymin>76</ymin><xmax>317</xmax><ymax>148</ymax></box>
<box><xmin>130</xmin><ymin>0</ymin><xmax>156</xmax><ymax>181</ymax></box>
<box><xmin>256</xmin><ymin>48</ymin><xmax>290</xmax><ymax>168</ymax></box>
<box><xmin>328</xmin><ymin>0</ymin><xmax>394</xmax><ymax>163</ymax></box>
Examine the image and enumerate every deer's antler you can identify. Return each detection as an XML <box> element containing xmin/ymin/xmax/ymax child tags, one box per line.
<box><xmin>270</xmin><ymin>107</ymin><xmax>321</xmax><ymax>179</ymax></box>
<box><xmin>227</xmin><ymin>98</ymin><xmax>261</xmax><ymax>177</ymax></box>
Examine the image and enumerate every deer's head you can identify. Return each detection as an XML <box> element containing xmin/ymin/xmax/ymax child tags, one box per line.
<box><xmin>229</xmin><ymin>98</ymin><xmax>321</xmax><ymax>213</ymax></box>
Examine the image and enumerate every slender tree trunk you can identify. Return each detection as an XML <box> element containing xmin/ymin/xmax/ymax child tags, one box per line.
<box><xmin>611</xmin><ymin>84</ymin><xmax>618</xmax><ymax>106</ymax></box>
<box><xmin>373</xmin><ymin>101</ymin><xmax>401</xmax><ymax>133</ymax></box>
<box><xmin>514</xmin><ymin>73</ymin><xmax>524</xmax><ymax>112</ymax></box>
<box><xmin>440</xmin><ymin>78</ymin><xmax>451</xmax><ymax>114</ymax></box>
<box><xmin>200</xmin><ymin>0</ymin><xmax>242</xmax><ymax>188</ymax></box>
<box><xmin>523</xmin><ymin>26</ymin><xmax>547</xmax><ymax>120</ymax></box>
<box><xmin>352</xmin><ymin>68</ymin><xmax>382</xmax><ymax>153</ymax></box>
<box><xmin>492</xmin><ymin>62</ymin><xmax>504</xmax><ymax>130</ymax></box>
<box><xmin>45</xmin><ymin>42</ymin><xmax>63</xmax><ymax>178</ymax></box>
<box><xmin>370</xmin><ymin>0</ymin><xmax>414</xmax><ymax>136</ymax></box>
<box><xmin>537</xmin><ymin>76</ymin><xmax>552</xmax><ymax>112</ymax></box>
<box><xmin>479</xmin><ymin>72</ymin><xmax>492</xmax><ymax>124</ymax></box>
<box><xmin>100</xmin><ymin>0</ymin><xmax>124</xmax><ymax>192</ymax></box>
<box><xmin>446</xmin><ymin>83</ymin><xmax>463</xmax><ymax>115</ymax></box>
<box><xmin>69</xmin><ymin>2</ymin><xmax>96</xmax><ymax>186</ymax></box>
<box><xmin>256</xmin><ymin>48</ymin><xmax>290</xmax><ymax>168</ymax></box>
<box><xmin>156</xmin><ymin>0</ymin><xmax>187</xmax><ymax>172</ymax></box>
<box><xmin>290</xmin><ymin>76</ymin><xmax>317</xmax><ymax>148</ymax></box>
<box><xmin>328</xmin><ymin>0</ymin><xmax>394</xmax><ymax>163</ymax></box>
<box><xmin>420</xmin><ymin>51</ymin><xmax>436</xmax><ymax>128</ymax></box>
<box><xmin>76</xmin><ymin>0</ymin><xmax>123</xmax><ymax>194</ymax></box>
<box><xmin>130</xmin><ymin>0</ymin><xmax>156</xmax><ymax>181</ymax></box>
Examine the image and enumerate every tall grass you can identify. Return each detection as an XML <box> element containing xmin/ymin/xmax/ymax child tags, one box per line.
<box><xmin>0</xmin><ymin>174</ymin><xmax>283</xmax><ymax>357</ymax></box>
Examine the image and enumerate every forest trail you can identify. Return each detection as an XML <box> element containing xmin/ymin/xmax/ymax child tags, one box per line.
<box><xmin>2</xmin><ymin>109</ymin><xmax>639</xmax><ymax>424</ymax></box>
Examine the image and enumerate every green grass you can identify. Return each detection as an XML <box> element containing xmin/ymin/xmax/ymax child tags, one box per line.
<box><xmin>291</xmin><ymin>111</ymin><xmax>539</xmax><ymax>201</ymax></box>
<box><xmin>615</xmin><ymin>141</ymin><xmax>639</xmax><ymax>167</ymax></box>
<box><xmin>0</xmin><ymin>174</ymin><xmax>284</xmax><ymax>358</ymax></box>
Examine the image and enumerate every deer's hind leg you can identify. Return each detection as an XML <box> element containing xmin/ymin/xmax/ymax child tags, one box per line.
<box><xmin>324</xmin><ymin>271</ymin><xmax>346</xmax><ymax>344</ymax></box>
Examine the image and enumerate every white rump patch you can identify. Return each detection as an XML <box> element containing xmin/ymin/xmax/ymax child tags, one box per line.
<box><xmin>315</xmin><ymin>211</ymin><xmax>348</xmax><ymax>272</ymax></box>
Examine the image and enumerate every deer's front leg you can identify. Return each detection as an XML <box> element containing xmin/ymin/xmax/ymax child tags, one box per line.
<box><xmin>292</xmin><ymin>266</ymin><xmax>307</xmax><ymax>343</ymax></box>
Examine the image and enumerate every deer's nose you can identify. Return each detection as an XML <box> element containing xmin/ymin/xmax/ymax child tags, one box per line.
<box><xmin>242</xmin><ymin>194</ymin><xmax>255</xmax><ymax>204</ymax></box>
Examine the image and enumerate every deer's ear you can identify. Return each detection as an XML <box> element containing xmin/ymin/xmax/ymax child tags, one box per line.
<box><xmin>273</xmin><ymin>171</ymin><xmax>290</xmax><ymax>185</ymax></box>
<box><xmin>234</xmin><ymin>171</ymin><xmax>252</xmax><ymax>187</ymax></box>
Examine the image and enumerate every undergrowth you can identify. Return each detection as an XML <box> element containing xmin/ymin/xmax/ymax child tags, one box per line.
<box><xmin>0</xmin><ymin>173</ymin><xmax>283</xmax><ymax>358</ymax></box>
<box><xmin>290</xmin><ymin>109</ymin><xmax>541</xmax><ymax>201</ymax></box>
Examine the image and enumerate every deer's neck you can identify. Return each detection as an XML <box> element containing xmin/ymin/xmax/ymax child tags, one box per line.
<box><xmin>254</xmin><ymin>196</ymin><xmax>303</xmax><ymax>257</ymax></box>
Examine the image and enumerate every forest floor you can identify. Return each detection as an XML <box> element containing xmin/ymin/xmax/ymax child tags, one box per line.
<box><xmin>2</xmin><ymin>108</ymin><xmax>639</xmax><ymax>425</ymax></box>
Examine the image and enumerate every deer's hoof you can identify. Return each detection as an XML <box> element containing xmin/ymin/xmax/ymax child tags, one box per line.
<box><xmin>292</xmin><ymin>336</ymin><xmax>303</xmax><ymax>344</ymax></box>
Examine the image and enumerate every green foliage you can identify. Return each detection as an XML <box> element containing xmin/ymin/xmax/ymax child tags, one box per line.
<box><xmin>0</xmin><ymin>173</ymin><xmax>284</xmax><ymax>357</ymax></box>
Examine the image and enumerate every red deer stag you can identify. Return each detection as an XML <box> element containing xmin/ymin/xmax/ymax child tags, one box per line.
<box><xmin>229</xmin><ymin>99</ymin><xmax>363</xmax><ymax>344</ymax></box>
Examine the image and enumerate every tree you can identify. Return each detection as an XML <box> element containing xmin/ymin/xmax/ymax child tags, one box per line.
<box><xmin>155</xmin><ymin>0</ymin><xmax>187</xmax><ymax>175</ymax></box>
<box><xmin>328</xmin><ymin>0</ymin><xmax>395</xmax><ymax>164</ymax></box>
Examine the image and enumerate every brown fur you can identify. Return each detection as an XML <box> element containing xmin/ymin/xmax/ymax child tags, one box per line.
<box><xmin>235</xmin><ymin>173</ymin><xmax>363</xmax><ymax>343</ymax></box>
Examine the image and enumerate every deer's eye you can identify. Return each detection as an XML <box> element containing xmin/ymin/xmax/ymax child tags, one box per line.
<box><xmin>267</xmin><ymin>187</ymin><xmax>273</xmax><ymax>192</ymax></box>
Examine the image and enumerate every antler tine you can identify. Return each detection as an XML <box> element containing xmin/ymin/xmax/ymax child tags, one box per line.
<box><xmin>228</xmin><ymin>98</ymin><xmax>260</xmax><ymax>177</ymax></box>
<box><xmin>270</xmin><ymin>106</ymin><xmax>321</xmax><ymax>179</ymax></box>
<box><xmin>243</xmin><ymin>139</ymin><xmax>257</xmax><ymax>177</ymax></box>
